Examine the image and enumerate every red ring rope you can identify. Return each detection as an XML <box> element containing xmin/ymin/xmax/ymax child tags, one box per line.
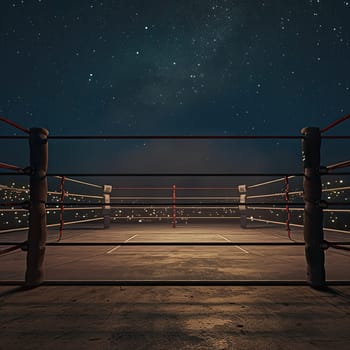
<box><xmin>0</xmin><ymin>116</ymin><xmax>30</xmax><ymax>134</ymax></box>
<box><xmin>58</xmin><ymin>176</ymin><xmax>65</xmax><ymax>241</ymax></box>
<box><xmin>321</xmin><ymin>113</ymin><xmax>350</xmax><ymax>133</ymax></box>
<box><xmin>0</xmin><ymin>162</ymin><xmax>23</xmax><ymax>172</ymax></box>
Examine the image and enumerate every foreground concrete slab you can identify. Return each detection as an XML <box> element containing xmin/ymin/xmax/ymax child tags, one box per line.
<box><xmin>1</xmin><ymin>285</ymin><xmax>350</xmax><ymax>350</ymax></box>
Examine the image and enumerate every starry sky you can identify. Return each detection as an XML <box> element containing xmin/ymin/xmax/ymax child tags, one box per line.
<box><xmin>1</xmin><ymin>0</ymin><xmax>350</xmax><ymax>187</ymax></box>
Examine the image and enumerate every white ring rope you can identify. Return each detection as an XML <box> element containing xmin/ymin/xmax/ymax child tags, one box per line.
<box><xmin>247</xmin><ymin>186</ymin><xmax>350</xmax><ymax>200</ymax></box>
<box><xmin>47</xmin><ymin>217</ymin><xmax>104</xmax><ymax>227</ymax></box>
<box><xmin>48</xmin><ymin>191</ymin><xmax>104</xmax><ymax>199</ymax></box>
<box><xmin>110</xmin><ymin>206</ymin><xmax>239</xmax><ymax>209</ymax></box>
<box><xmin>323</xmin><ymin>227</ymin><xmax>350</xmax><ymax>234</ymax></box>
<box><xmin>0</xmin><ymin>226</ymin><xmax>29</xmax><ymax>234</ymax></box>
<box><xmin>0</xmin><ymin>206</ymin><xmax>239</xmax><ymax>212</ymax></box>
<box><xmin>110</xmin><ymin>196</ymin><xmax>240</xmax><ymax>200</ymax></box>
<box><xmin>4</xmin><ymin>206</ymin><xmax>349</xmax><ymax>215</ymax></box>
<box><xmin>324</xmin><ymin>209</ymin><xmax>350</xmax><ymax>212</ymax></box>
<box><xmin>53</xmin><ymin>176</ymin><xmax>103</xmax><ymax>189</ymax></box>
<box><xmin>247</xmin><ymin>191</ymin><xmax>303</xmax><ymax>199</ymax></box>
<box><xmin>0</xmin><ymin>184</ymin><xmax>29</xmax><ymax>193</ymax></box>
<box><xmin>248</xmin><ymin>207</ymin><xmax>350</xmax><ymax>213</ymax></box>
<box><xmin>0</xmin><ymin>217</ymin><xmax>104</xmax><ymax>234</ymax></box>
<box><xmin>249</xmin><ymin>217</ymin><xmax>304</xmax><ymax>228</ymax></box>
<box><xmin>247</xmin><ymin>176</ymin><xmax>297</xmax><ymax>189</ymax></box>
<box><xmin>0</xmin><ymin>185</ymin><xmax>103</xmax><ymax>199</ymax></box>
<box><xmin>46</xmin><ymin>207</ymin><xmax>103</xmax><ymax>211</ymax></box>
<box><xmin>0</xmin><ymin>208</ymin><xmax>27</xmax><ymax>212</ymax></box>
<box><xmin>115</xmin><ymin>216</ymin><xmax>241</xmax><ymax>220</ymax></box>
<box><xmin>250</xmin><ymin>217</ymin><xmax>350</xmax><ymax>234</ymax></box>
<box><xmin>248</xmin><ymin>206</ymin><xmax>304</xmax><ymax>211</ymax></box>
<box><xmin>322</xmin><ymin>186</ymin><xmax>350</xmax><ymax>193</ymax></box>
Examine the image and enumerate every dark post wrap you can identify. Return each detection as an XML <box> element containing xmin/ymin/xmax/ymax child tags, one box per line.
<box><xmin>25</xmin><ymin>128</ymin><xmax>49</xmax><ymax>286</ymax></box>
<box><xmin>301</xmin><ymin>127</ymin><xmax>325</xmax><ymax>287</ymax></box>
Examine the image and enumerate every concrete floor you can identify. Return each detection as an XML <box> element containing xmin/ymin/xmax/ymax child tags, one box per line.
<box><xmin>1</xmin><ymin>223</ymin><xmax>350</xmax><ymax>349</ymax></box>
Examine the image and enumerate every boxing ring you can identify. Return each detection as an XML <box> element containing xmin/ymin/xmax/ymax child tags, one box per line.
<box><xmin>1</xmin><ymin>115</ymin><xmax>350</xmax><ymax>288</ymax></box>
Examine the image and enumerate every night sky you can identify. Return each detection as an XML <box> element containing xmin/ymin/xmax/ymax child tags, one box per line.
<box><xmin>1</xmin><ymin>0</ymin><xmax>350</xmax><ymax>187</ymax></box>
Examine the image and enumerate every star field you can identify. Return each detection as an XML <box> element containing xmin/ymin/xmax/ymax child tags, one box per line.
<box><xmin>0</xmin><ymin>0</ymin><xmax>350</xmax><ymax>174</ymax></box>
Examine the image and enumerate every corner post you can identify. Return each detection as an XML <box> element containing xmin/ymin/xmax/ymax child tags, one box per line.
<box><xmin>103</xmin><ymin>185</ymin><xmax>112</xmax><ymax>228</ymax></box>
<box><xmin>301</xmin><ymin>127</ymin><xmax>325</xmax><ymax>287</ymax></box>
<box><xmin>238</xmin><ymin>185</ymin><xmax>247</xmax><ymax>228</ymax></box>
<box><xmin>25</xmin><ymin>128</ymin><xmax>49</xmax><ymax>287</ymax></box>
